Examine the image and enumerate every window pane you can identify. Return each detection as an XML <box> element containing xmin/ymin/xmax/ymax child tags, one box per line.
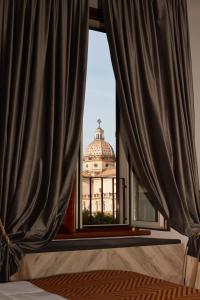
<box><xmin>83</xmin><ymin>30</ymin><xmax>116</xmax><ymax>152</ymax></box>
<box><xmin>137</xmin><ymin>187</ymin><xmax>157</xmax><ymax>222</ymax></box>
<box><xmin>81</xmin><ymin>30</ymin><xmax>124</xmax><ymax>225</ymax></box>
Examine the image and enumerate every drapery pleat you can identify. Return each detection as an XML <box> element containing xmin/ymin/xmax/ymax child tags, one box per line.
<box><xmin>0</xmin><ymin>0</ymin><xmax>89</xmax><ymax>282</ymax></box>
<box><xmin>102</xmin><ymin>0</ymin><xmax>200</xmax><ymax>278</ymax></box>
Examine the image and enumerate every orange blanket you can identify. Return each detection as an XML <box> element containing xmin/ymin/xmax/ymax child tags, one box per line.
<box><xmin>32</xmin><ymin>270</ymin><xmax>200</xmax><ymax>300</ymax></box>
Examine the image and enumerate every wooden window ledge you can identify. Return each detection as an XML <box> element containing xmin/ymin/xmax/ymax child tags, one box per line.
<box><xmin>55</xmin><ymin>227</ymin><xmax>150</xmax><ymax>240</ymax></box>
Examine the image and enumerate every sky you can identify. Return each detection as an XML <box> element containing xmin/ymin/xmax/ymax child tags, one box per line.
<box><xmin>83</xmin><ymin>30</ymin><xmax>116</xmax><ymax>154</ymax></box>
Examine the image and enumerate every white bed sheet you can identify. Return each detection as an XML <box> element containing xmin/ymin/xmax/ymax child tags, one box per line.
<box><xmin>0</xmin><ymin>281</ymin><xmax>67</xmax><ymax>300</ymax></box>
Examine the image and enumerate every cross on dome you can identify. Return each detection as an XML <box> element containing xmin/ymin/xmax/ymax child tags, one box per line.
<box><xmin>97</xmin><ymin>118</ymin><xmax>102</xmax><ymax>128</ymax></box>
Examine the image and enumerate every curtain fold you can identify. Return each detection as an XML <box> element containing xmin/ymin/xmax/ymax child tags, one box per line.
<box><xmin>0</xmin><ymin>0</ymin><xmax>89</xmax><ymax>282</ymax></box>
<box><xmin>102</xmin><ymin>0</ymin><xmax>200</xmax><ymax>286</ymax></box>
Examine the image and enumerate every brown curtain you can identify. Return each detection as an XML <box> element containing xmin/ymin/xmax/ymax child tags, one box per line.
<box><xmin>0</xmin><ymin>0</ymin><xmax>89</xmax><ymax>282</ymax></box>
<box><xmin>102</xmin><ymin>0</ymin><xmax>200</xmax><ymax>263</ymax></box>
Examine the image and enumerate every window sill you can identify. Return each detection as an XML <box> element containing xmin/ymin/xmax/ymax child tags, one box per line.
<box><xmin>25</xmin><ymin>237</ymin><xmax>181</xmax><ymax>254</ymax></box>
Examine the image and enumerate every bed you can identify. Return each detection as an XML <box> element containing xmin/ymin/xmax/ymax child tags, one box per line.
<box><xmin>31</xmin><ymin>270</ymin><xmax>200</xmax><ymax>300</ymax></box>
<box><xmin>0</xmin><ymin>280</ymin><xmax>66</xmax><ymax>300</ymax></box>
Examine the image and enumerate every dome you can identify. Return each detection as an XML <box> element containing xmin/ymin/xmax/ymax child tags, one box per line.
<box><xmin>83</xmin><ymin>120</ymin><xmax>115</xmax><ymax>161</ymax></box>
<box><xmin>85</xmin><ymin>139</ymin><xmax>115</xmax><ymax>158</ymax></box>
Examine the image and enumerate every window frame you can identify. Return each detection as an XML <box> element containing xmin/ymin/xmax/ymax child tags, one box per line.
<box><xmin>79</xmin><ymin>9</ymin><xmax>169</xmax><ymax>231</ymax></box>
<box><xmin>129</xmin><ymin>171</ymin><xmax>169</xmax><ymax>231</ymax></box>
<box><xmin>56</xmin><ymin>5</ymin><xmax>169</xmax><ymax>240</ymax></box>
<box><xmin>78</xmin><ymin>28</ymin><xmax>128</xmax><ymax>229</ymax></box>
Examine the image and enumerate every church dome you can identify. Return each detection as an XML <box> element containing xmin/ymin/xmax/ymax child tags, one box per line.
<box><xmin>86</xmin><ymin>140</ymin><xmax>115</xmax><ymax>158</ymax></box>
<box><xmin>84</xmin><ymin>120</ymin><xmax>115</xmax><ymax>161</ymax></box>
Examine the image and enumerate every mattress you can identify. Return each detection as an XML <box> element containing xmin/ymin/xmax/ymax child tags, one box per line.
<box><xmin>0</xmin><ymin>281</ymin><xmax>66</xmax><ymax>300</ymax></box>
<box><xmin>32</xmin><ymin>270</ymin><xmax>200</xmax><ymax>300</ymax></box>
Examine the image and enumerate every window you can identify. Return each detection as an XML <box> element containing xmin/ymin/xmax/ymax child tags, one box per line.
<box><xmin>130</xmin><ymin>176</ymin><xmax>167</xmax><ymax>229</ymax></box>
<box><xmin>77</xmin><ymin>27</ymin><xmax>167</xmax><ymax>231</ymax></box>
<box><xmin>58</xmin><ymin>6</ymin><xmax>168</xmax><ymax>239</ymax></box>
<box><xmin>80</xmin><ymin>30</ymin><xmax>120</xmax><ymax>227</ymax></box>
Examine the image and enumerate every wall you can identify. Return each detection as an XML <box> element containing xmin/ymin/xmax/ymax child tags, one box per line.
<box><xmin>11</xmin><ymin>244</ymin><xmax>184</xmax><ymax>285</ymax></box>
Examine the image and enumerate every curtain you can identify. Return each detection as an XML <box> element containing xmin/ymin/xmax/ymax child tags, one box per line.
<box><xmin>0</xmin><ymin>0</ymin><xmax>89</xmax><ymax>282</ymax></box>
<box><xmin>102</xmin><ymin>0</ymin><xmax>200</xmax><ymax>287</ymax></box>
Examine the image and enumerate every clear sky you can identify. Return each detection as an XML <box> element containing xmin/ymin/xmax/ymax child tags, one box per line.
<box><xmin>83</xmin><ymin>30</ymin><xmax>116</xmax><ymax>154</ymax></box>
